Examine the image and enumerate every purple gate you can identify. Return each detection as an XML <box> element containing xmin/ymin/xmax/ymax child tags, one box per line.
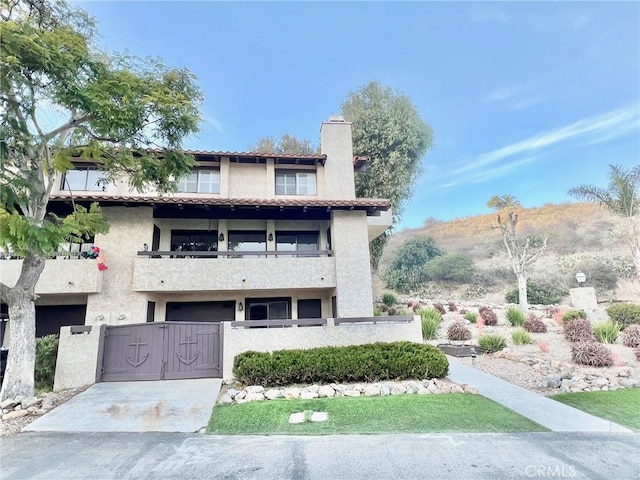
<box><xmin>100</xmin><ymin>322</ymin><xmax>222</xmax><ymax>382</ymax></box>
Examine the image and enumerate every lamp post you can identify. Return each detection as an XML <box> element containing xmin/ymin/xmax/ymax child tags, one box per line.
<box><xmin>575</xmin><ymin>271</ymin><xmax>587</xmax><ymax>287</ymax></box>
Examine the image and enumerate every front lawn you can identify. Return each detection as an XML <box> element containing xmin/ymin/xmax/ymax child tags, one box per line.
<box><xmin>551</xmin><ymin>388</ymin><xmax>640</xmax><ymax>431</ymax></box>
<box><xmin>208</xmin><ymin>394</ymin><xmax>548</xmax><ymax>435</ymax></box>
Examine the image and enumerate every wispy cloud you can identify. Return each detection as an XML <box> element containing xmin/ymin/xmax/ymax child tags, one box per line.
<box><xmin>457</xmin><ymin>105</ymin><xmax>639</xmax><ymax>177</ymax></box>
<box><xmin>482</xmin><ymin>82</ymin><xmax>540</xmax><ymax>110</ymax></box>
<box><xmin>203</xmin><ymin>114</ymin><xmax>224</xmax><ymax>133</ymax></box>
<box><xmin>435</xmin><ymin>105</ymin><xmax>639</xmax><ymax>187</ymax></box>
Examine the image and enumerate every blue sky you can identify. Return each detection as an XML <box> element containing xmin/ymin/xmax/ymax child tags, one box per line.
<box><xmin>77</xmin><ymin>1</ymin><xmax>639</xmax><ymax>230</ymax></box>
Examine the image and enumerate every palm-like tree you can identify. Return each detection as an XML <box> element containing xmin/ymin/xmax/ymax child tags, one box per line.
<box><xmin>487</xmin><ymin>194</ymin><xmax>522</xmax><ymax>210</ymax></box>
<box><xmin>569</xmin><ymin>164</ymin><xmax>640</xmax><ymax>279</ymax></box>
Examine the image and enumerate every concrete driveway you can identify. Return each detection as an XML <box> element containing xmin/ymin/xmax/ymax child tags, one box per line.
<box><xmin>22</xmin><ymin>379</ymin><xmax>221</xmax><ymax>433</ymax></box>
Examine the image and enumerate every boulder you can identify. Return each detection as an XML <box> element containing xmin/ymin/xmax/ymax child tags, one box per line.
<box><xmin>363</xmin><ymin>385</ymin><xmax>381</xmax><ymax>397</ymax></box>
<box><xmin>264</xmin><ymin>389</ymin><xmax>282</xmax><ymax>400</ymax></box>
<box><xmin>300</xmin><ymin>391</ymin><xmax>319</xmax><ymax>400</ymax></box>
<box><xmin>226</xmin><ymin>388</ymin><xmax>239</xmax><ymax>399</ymax></box>
<box><xmin>234</xmin><ymin>391</ymin><xmax>246</xmax><ymax>400</ymax></box>
<box><xmin>245</xmin><ymin>385</ymin><xmax>265</xmax><ymax>394</ymax></box>
<box><xmin>343</xmin><ymin>389</ymin><xmax>360</xmax><ymax>397</ymax></box>
<box><xmin>380</xmin><ymin>385</ymin><xmax>391</xmax><ymax>396</ymax></box>
<box><xmin>22</xmin><ymin>397</ymin><xmax>41</xmax><ymax>409</ymax></box>
<box><xmin>0</xmin><ymin>399</ymin><xmax>18</xmax><ymax>410</ymax></box>
<box><xmin>318</xmin><ymin>385</ymin><xmax>335</xmax><ymax>398</ymax></box>
<box><xmin>2</xmin><ymin>410</ymin><xmax>28</xmax><ymax>421</ymax></box>
<box><xmin>218</xmin><ymin>394</ymin><xmax>233</xmax><ymax>405</ymax></box>
<box><xmin>245</xmin><ymin>392</ymin><xmax>265</xmax><ymax>402</ymax></box>
<box><xmin>283</xmin><ymin>387</ymin><xmax>301</xmax><ymax>399</ymax></box>
<box><xmin>450</xmin><ymin>384</ymin><xmax>464</xmax><ymax>394</ymax></box>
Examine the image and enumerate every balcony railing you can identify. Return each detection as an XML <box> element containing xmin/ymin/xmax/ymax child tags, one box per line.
<box><xmin>136</xmin><ymin>250</ymin><xmax>333</xmax><ymax>258</ymax></box>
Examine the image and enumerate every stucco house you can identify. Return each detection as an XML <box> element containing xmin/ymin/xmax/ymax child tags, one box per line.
<box><xmin>1</xmin><ymin>116</ymin><xmax>422</xmax><ymax>388</ymax></box>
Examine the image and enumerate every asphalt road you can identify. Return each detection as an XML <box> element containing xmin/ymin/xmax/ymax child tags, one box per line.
<box><xmin>1</xmin><ymin>432</ymin><xmax>639</xmax><ymax>480</ymax></box>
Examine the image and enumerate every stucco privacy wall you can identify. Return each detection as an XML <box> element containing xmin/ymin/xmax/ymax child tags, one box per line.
<box><xmin>331</xmin><ymin>210</ymin><xmax>374</xmax><ymax>317</ymax></box>
<box><xmin>221</xmin><ymin>316</ymin><xmax>423</xmax><ymax>378</ymax></box>
<box><xmin>0</xmin><ymin>258</ymin><xmax>102</xmax><ymax>294</ymax></box>
<box><xmin>53</xmin><ymin>325</ymin><xmax>102</xmax><ymax>391</ymax></box>
<box><xmin>85</xmin><ymin>207</ymin><xmax>155</xmax><ymax>326</ymax></box>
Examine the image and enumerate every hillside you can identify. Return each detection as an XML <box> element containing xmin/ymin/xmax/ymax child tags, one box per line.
<box><xmin>376</xmin><ymin>202</ymin><xmax>638</xmax><ymax>303</ymax></box>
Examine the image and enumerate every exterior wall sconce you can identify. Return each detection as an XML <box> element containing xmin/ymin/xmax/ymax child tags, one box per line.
<box><xmin>143</xmin><ymin>243</ymin><xmax>149</xmax><ymax>251</ymax></box>
<box><xmin>218</xmin><ymin>233</ymin><xmax>225</xmax><ymax>242</ymax></box>
<box><xmin>268</xmin><ymin>233</ymin><xmax>274</xmax><ymax>242</ymax></box>
<box><xmin>117</xmin><ymin>313</ymin><xmax>127</xmax><ymax>321</ymax></box>
<box><xmin>95</xmin><ymin>314</ymin><xmax>105</xmax><ymax>321</ymax></box>
<box><xmin>575</xmin><ymin>271</ymin><xmax>587</xmax><ymax>287</ymax></box>
<box><xmin>238</xmin><ymin>302</ymin><xmax>243</xmax><ymax>311</ymax></box>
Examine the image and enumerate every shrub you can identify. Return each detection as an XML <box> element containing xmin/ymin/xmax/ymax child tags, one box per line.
<box><xmin>524</xmin><ymin>314</ymin><xmax>547</xmax><ymax>333</ymax></box>
<box><xmin>562</xmin><ymin>309</ymin><xmax>587</xmax><ymax>325</ymax></box>
<box><xmin>373</xmin><ymin>307</ymin><xmax>382</xmax><ymax>317</ymax></box>
<box><xmin>634</xmin><ymin>348</ymin><xmax>640</xmax><ymax>361</ymax></box>
<box><xmin>432</xmin><ymin>303</ymin><xmax>446</xmax><ymax>315</ymax></box>
<box><xmin>35</xmin><ymin>334</ymin><xmax>59</xmax><ymax>391</ymax></box>
<box><xmin>571</xmin><ymin>342</ymin><xmax>614</xmax><ymax>367</ymax></box>
<box><xmin>423</xmin><ymin>253</ymin><xmax>475</xmax><ymax>283</ymax></box>
<box><xmin>447</xmin><ymin>301</ymin><xmax>457</xmax><ymax>312</ymax></box>
<box><xmin>478</xmin><ymin>306</ymin><xmax>498</xmax><ymax>326</ymax></box>
<box><xmin>593</xmin><ymin>321</ymin><xmax>621</xmax><ymax>344</ymax></box>
<box><xmin>464</xmin><ymin>311</ymin><xmax>478</xmax><ymax>323</ymax></box>
<box><xmin>511</xmin><ymin>328</ymin><xmax>532</xmax><ymax>345</ymax></box>
<box><xmin>387</xmin><ymin>307</ymin><xmax>397</xmax><ymax>316</ymax></box>
<box><xmin>505</xmin><ymin>282</ymin><xmax>565</xmax><ymax>305</ymax></box>
<box><xmin>383</xmin><ymin>237</ymin><xmax>444</xmax><ymax>293</ymax></box>
<box><xmin>233</xmin><ymin>342</ymin><xmax>449</xmax><ymax>385</ymax></box>
<box><xmin>544</xmin><ymin>306</ymin><xmax>561</xmax><ymax>318</ymax></box>
<box><xmin>622</xmin><ymin>325</ymin><xmax>640</xmax><ymax>348</ymax></box>
<box><xmin>564</xmin><ymin>319</ymin><xmax>596</xmax><ymax>343</ymax></box>
<box><xmin>478</xmin><ymin>334</ymin><xmax>507</xmax><ymax>353</ymax></box>
<box><xmin>382</xmin><ymin>293</ymin><xmax>397</xmax><ymax>307</ymax></box>
<box><xmin>505</xmin><ymin>307</ymin><xmax>525</xmax><ymax>327</ymax></box>
<box><xmin>606</xmin><ymin>303</ymin><xmax>640</xmax><ymax>328</ymax></box>
<box><xmin>419</xmin><ymin>308</ymin><xmax>442</xmax><ymax>340</ymax></box>
<box><xmin>447</xmin><ymin>321</ymin><xmax>472</xmax><ymax>341</ymax></box>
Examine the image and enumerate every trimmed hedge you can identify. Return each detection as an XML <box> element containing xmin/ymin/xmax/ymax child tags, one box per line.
<box><xmin>35</xmin><ymin>334</ymin><xmax>59</xmax><ymax>391</ymax></box>
<box><xmin>233</xmin><ymin>342</ymin><xmax>449</xmax><ymax>386</ymax></box>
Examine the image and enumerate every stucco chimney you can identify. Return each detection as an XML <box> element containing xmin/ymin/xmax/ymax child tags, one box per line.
<box><xmin>320</xmin><ymin>116</ymin><xmax>355</xmax><ymax>200</ymax></box>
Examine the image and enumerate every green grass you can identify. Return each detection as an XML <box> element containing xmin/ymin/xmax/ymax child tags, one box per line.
<box><xmin>551</xmin><ymin>388</ymin><xmax>640</xmax><ymax>431</ymax></box>
<box><xmin>208</xmin><ymin>394</ymin><xmax>548</xmax><ymax>435</ymax></box>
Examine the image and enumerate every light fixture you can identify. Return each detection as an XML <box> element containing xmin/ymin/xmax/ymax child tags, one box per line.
<box><xmin>238</xmin><ymin>302</ymin><xmax>244</xmax><ymax>312</ymax></box>
<box><xmin>143</xmin><ymin>243</ymin><xmax>149</xmax><ymax>251</ymax></box>
<box><xmin>95</xmin><ymin>314</ymin><xmax>105</xmax><ymax>321</ymax></box>
<box><xmin>117</xmin><ymin>313</ymin><xmax>127</xmax><ymax>321</ymax></box>
<box><xmin>268</xmin><ymin>233</ymin><xmax>273</xmax><ymax>242</ymax></box>
<box><xmin>218</xmin><ymin>233</ymin><xmax>225</xmax><ymax>242</ymax></box>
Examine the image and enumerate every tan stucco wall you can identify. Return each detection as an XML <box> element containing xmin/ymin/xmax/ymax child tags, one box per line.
<box><xmin>221</xmin><ymin>316</ymin><xmax>423</xmax><ymax>378</ymax></box>
<box><xmin>0</xmin><ymin>259</ymin><xmax>102</xmax><ymax>294</ymax></box>
<box><xmin>331</xmin><ymin>210</ymin><xmax>374</xmax><ymax>317</ymax></box>
<box><xmin>228</xmin><ymin>163</ymin><xmax>268</xmax><ymax>198</ymax></box>
<box><xmin>85</xmin><ymin>207</ymin><xmax>155</xmax><ymax>326</ymax></box>
<box><xmin>321</xmin><ymin>118</ymin><xmax>356</xmax><ymax>200</ymax></box>
<box><xmin>53</xmin><ymin>325</ymin><xmax>102</xmax><ymax>391</ymax></box>
<box><xmin>133</xmin><ymin>257</ymin><xmax>336</xmax><ymax>292</ymax></box>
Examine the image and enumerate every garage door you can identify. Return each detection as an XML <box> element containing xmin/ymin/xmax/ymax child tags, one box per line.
<box><xmin>100</xmin><ymin>322</ymin><xmax>222</xmax><ymax>382</ymax></box>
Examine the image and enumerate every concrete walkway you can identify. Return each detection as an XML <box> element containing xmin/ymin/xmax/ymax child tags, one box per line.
<box><xmin>447</xmin><ymin>358</ymin><xmax>633</xmax><ymax>433</ymax></box>
<box><xmin>23</xmin><ymin>378</ymin><xmax>222</xmax><ymax>433</ymax></box>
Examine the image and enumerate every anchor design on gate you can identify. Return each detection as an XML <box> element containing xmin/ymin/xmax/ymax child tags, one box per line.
<box><xmin>177</xmin><ymin>335</ymin><xmax>200</xmax><ymax>365</ymax></box>
<box><xmin>125</xmin><ymin>337</ymin><xmax>149</xmax><ymax>367</ymax></box>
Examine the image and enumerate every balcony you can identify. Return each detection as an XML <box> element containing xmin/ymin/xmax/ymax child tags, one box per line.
<box><xmin>132</xmin><ymin>250</ymin><xmax>336</xmax><ymax>292</ymax></box>
<box><xmin>0</xmin><ymin>258</ymin><xmax>103</xmax><ymax>294</ymax></box>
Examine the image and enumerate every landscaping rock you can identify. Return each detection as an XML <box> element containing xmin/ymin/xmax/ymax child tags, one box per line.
<box><xmin>245</xmin><ymin>392</ymin><xmax>265</xmax><ymax>402</ymax></box>
<box><xmin>318</xmin><ymin>385</ymin><xmax>335</xmax><ymax>398</ymax></box>
<box><xmin>283</xmin><ymin>387</ymin><xmax>301</xmax><ymax>399</ymax></box>
<box><xmin>311</xmin><ymin>412</ymin><xmax>328</xmax><ymax>422</ymax></box>
<box><xmin>450</xmin><ymin>384</ymin><xmax>464</xmax><ymax>394</ymax></box>
<box><xmin>245</xmin><ymin>385</ymin><xmax>265</xmax><ymax>394</ymax></box>
<box><xmin>307</xmin><ymin>385</ymin><xmax>320</xmax><ymax>393</ymax></box>
<box><xmin>234</xmin><ymin>391</ymin><xmax>246</xmax><ymax>401</ymax></box>
<box><xmin>380</xmin><ymin>385</ymin><xmax>391</xmax><ymax>396</ymax></box>
<box><xmin>0</xmin><ymin>399</ymin><xmax>17</xmax><ymax>410</ymax></box>
<box><xmin>22</xmin><ymin>397</ymin><xmax>41</xmax><ymax>409</ymax></box>
<box><xmin>289</xmin><ymin>412</ymin><xmax>305</xmax><ymax>424</ymax></box>
<box><xmin>218</xmin><ymin>394</ymin><xmax>233</xmax><ymax>405</ymax></box>
<box><xmin>343</xmin><ymin>389</ymin><xmax>360</xmax><ymax>397</ymax></box>
<box><xmin>264</xmin><ymin>389</ymin><xmax>282</xmax><ymax>400</ymax></box>
<box><xmin>364</xmin><ymin>385</ymin><xmax>381</xmax><ymax>397</ymax></box>
<box><xmin>390</xmin><ymin>385</ymin><xmax>406</xmax><ymax>396</ymax></box>
<box><xmin>300</xmin><ymin>391</ymin><xmax>318</xmax><ymax>400</ymax></box>
<box><xmin>417</xmin><ymin>388</ymin><xmax>431</xmax><ymax>395</ymax></box>
<box><xmin>2</xmin><ymin>410</ymin><xmax>28</xmax><ymax>421</ymax></box>
<box><xmin>227</xmin><ymin>388</ymin><xmax>239</xmax><ymax>399</ymax></box>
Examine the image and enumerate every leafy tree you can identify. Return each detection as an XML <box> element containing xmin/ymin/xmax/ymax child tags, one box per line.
<box><xmin>248</xmin><ymin>134</ymin><xmax>318</xmax><ymax>155</ymax></box>
<box><xmin>568</xmin><ymin>164</ymin><xmax>639</xmax><ymax>279</ymax></box>
<box><xmin>383</xmin><ymin>237</ymin><xmax>443</xmax><ymax>293</ymax></box>
<box><xmin>423</xmin><ymin>253</ymin><xmax>475</xmax><ymax>283</ymax></box>
<box><xmin>488</xmin><ymin>196</ymin><xmax>548</xmax><ymax>311</ymax></box>
<box><xmin>342</xmin><ymin>81</ymin><xmax>434</xmax><ymax>270</ymax></box>
<box><xmin>0</xmin><ymin>0</ymin><xmax>202</xmax><ymax>400</ymax></box>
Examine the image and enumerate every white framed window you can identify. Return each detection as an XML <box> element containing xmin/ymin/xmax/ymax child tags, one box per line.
<box><xmin>177</xmin><ymin>169</ymin><xmax>220</xmax><ymax>193</ymax></box>
<box><xmin>275</xmin><ymin>170</ymin><xmax>316</xmax><ymax>195</ymax></box>
<box><xmin>62</xmin><ymin>168</ymin><xmax>104</xmax><ymax>191</ymax></box>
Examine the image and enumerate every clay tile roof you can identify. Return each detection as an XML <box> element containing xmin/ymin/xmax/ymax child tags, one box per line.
<box><xmin>184</xmin><ymin>150</ymin><xmax>326</xmax><ymax>160</ymax></box>
<box><xmin>49</xmin><ymin>193</ymin><xmax>391</xmax><ymax>211</ymax></box>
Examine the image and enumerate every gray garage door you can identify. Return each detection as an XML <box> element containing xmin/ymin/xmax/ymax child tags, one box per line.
<box><xmin>100</xmin><ymin>322</ymin><xmax>222</xmax><ymax>382</ymax></box>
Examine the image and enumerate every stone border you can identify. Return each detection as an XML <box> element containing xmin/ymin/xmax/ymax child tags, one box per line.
<box><xmin>218</xmin><ymin>378</ymin><xmax>478</xmax><ymax>405</ymax></box>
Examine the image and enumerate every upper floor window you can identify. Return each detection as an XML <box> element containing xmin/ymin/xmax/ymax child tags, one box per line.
<box><xmin>177</xmin><ymin>169</ymin><xmax>220</xmax><ymax>194</ymax></box>
<box><xmin>61</xmin><ymin>168</ymin><xmax>104</xmax><ymax>191</ymax></box>
<box><xmin>276</xmin><ymin>232</ymin><xmax>319</xmax><ymax>253</ymax></box>
<box><xmin>275</xmin><ymin>170</ymin><xmax>316</xmax><ymax>195</ymax></box>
